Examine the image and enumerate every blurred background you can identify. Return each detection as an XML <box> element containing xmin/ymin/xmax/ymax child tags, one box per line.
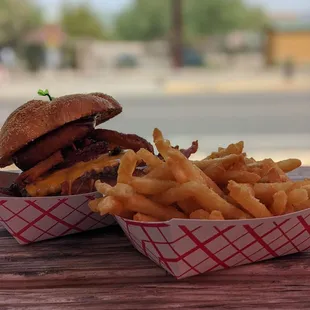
<box><xmin>0</xmin><ymin>0</ymin><xmax>309</xmax><ymax>166</ymax></box>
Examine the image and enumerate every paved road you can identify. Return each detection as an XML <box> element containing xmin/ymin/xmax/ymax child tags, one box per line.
<box><xmin>1</xmin><ymin>91</ymin><xmax>310</xmax><ymax>163</ymax></box>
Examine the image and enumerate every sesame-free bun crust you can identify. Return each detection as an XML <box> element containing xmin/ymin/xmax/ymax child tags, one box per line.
<box><xmin>0</xmin><ymin>92</ymin><xmax>122</xmax><ymax>167</ymax></box>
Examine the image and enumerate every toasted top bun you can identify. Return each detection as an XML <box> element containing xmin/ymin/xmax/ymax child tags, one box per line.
<box><xmin>0</xmin><ymin>92</ymin><xmax>122</xmax><ymax>168</ymax></box>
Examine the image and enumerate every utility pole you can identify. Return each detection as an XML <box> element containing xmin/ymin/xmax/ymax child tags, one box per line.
<box><xmin>171</xmin><ymin>0</ymin><xmax>183</xmax><ymax>68</ymax></box>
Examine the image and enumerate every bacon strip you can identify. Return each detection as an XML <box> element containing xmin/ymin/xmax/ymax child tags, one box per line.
<box><xmin>60</xmin><ymin>141</ymin><xmax>109</xmax><ymax>169</ymax></box>
<box><xmin>15</xmin><ymin>151</ymin><xmax>64</xmax><ymax>185</ymax></box>
<box><xmin>90</xmin><ymin>129</ymin><xmax>154</xmax><ymax>154</ymax></box>
<box><xmin>180</xmin><ymin>140</ymin><xmax>198</xmax><ymax>158</ymax></box>
<box><xmin>158</xmin><ymin>140</ymin><xmax>199</xmax><ymax>160</ymax></box>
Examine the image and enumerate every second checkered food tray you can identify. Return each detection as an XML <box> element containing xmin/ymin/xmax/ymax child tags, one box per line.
<box><xmin>116</xmin><ymin>207</ymin><xmax>310</xmax><ymax>279</ymax></box>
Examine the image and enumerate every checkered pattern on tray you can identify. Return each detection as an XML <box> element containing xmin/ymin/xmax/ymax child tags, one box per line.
<box><xmin>116</xmin><ymin>208</ymin><xmax>310</xmax><ymax>279</ymax></box>
<box><xmin>0</xmin><ymin>193</ymin><xmax>115</xmax><ymax>244</ymax></box>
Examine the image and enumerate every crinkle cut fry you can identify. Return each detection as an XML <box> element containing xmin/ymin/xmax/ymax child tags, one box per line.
<box><xmin>190</xmin><ymin>209</ymin><xmax>210</xmax><ymax>219</ymax></box>
<box><xmin>133</xmin><ymin>213</ymin><xmax>160</xmax><ymax>222</ymax></box>
<box><xmin>117</xmin><ymin>149</ymin><xmax>138</xmax><ymax>184</ymax></box>
<box><xmin>276</xmin><ymin>158</ymin><xmax>301</xmax><ymax>173</ymax></box>
<box><xmin>209</xmin><ymin>210</ymin><xmax>225</xmax><ymax>220</ymax></box>
<box><xmin>178</xmin><ymin>198</ymin><xmax>202</xmax><ymax>215</ymax></box>
<box><xmin>89</xmin><ymin>195</ymin><xmax>134</xmax><ymax>218</ymax></box>
<box><xmin>95</xmin><ymin>181</ymin><xmax>186</xmax><ymax>221</ymax></box>
<box><xmin>136</xmin><ymin>148</ymin><xmax>162</xmax><ymax>169</ymax></box>
<box><xmin>287</xmin><ymin>188</ymin><xmax>308</xmax><ymax>206</ymax></box>
<box><xmin>206</xmin><ymin>141</ymin><xmax>244</xmax><ymax>159</ymax></box>
<box><xmin>192</xmin><ymin>154</ymin><xmax>244</xmax><ymax>171</ymax></box>
<box><xmin>129</xmin><ymin>177</ymin><xmax>178</xmax><ymax>195</ymax></box>
<box><xmin>253</xmin><ymin>182</ymin><xmax>293</xmax><ymax>205</ymax></box>
<box><xmin>154</xmin><ymin>181</ymin><xmax>248</xmax><ymax>219</ymax></box>
<box><xmin>166</xmin><ymin>149</ymin><xmax>223</xmax><ymax>196</ymax></box>
<box><xmin>270</xmin><ymin>190</ymin><xmax>287</xmax><ymax>216</ymax></box>
<box><xmin>124</xmin><ymin>194</ymin><xmax>186</xmax><ymax>221</ymax></box>
<box><xmin>143</xmin><ymin>162</ymin><xmax>175</xmax><ymax>181</ymax></box>
<box><xmin>228</xmin><ymin>180</ymin><xmax>272</xmax><ymax>218</ymax></box>
<box><xmin>153</xmin><ymin>128</ymin><xmax>171</xmax><ymax>159</ymax></box>
<box><xmin>153</xmin><ymin>127</ymin><xmax>223</xmax><ymax>196</ymax></box>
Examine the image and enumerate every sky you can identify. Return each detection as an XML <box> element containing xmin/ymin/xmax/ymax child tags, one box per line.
<box><xmin>36</xmin><ymin>0</ymin><xmax>310</xmax><ymax>22</ymax></box>
<box><xmin>36</xmin><ymin>0</ymin><xmax>132</xmax><ymax>21</ymax></box>
<box><xmin>246</xmin><ymin>0</ymin><xmax>310</xmax><ymax>14</ymax></box>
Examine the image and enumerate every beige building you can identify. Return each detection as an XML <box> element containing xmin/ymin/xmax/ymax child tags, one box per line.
<box><xmin>265</xmin><ymin>21</ymin><xmax>310</xmax><ymax>65</ymax></box>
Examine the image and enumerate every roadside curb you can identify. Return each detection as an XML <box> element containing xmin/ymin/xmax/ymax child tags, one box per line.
<box><xmin>164</xmin><ymin>79</ymin><xmax>310</xmax><ymax>94</ymax></box>
<box><xmin>0</xmin><ymin>86</ymin><xmax>163</xmax><ymax>101</ymax></box>
<box><xmin>1</xmin><ymin>77</ymin><xmax>309</xmax><ymax>100</ymax></box>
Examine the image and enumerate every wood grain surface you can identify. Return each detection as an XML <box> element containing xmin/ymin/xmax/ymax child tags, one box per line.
<box><xmin>1</xmin><ymin>168</ymin><xmax>310</xmax><ymax>309</ymax></box>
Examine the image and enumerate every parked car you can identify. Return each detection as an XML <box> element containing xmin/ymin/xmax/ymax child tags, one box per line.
<box><xmin>115</xmin><ymin>54</ymin><xmax>138</xmax><ymax>68</ymax></box>
<box><xmin>182</xmin><ymin>47</ymin><xmax>204</xmax><ymax>67</ymax></box>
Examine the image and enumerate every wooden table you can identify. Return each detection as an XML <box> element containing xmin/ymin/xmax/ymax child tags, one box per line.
<box><xmin>1</xmin><ymin>223</ymin><xmax>310</xmax><ymax>309</ymax></box>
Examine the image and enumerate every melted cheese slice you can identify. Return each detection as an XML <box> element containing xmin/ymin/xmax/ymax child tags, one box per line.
<box><xmin>26</xmin><ymin>153</ymin><xmax>124</xmax><ymax>197</ymax></box>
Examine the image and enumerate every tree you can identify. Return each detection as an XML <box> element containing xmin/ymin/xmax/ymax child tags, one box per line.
<box><xmin>115</xmin><ymin>0</ymin><xmax>169</xmax><ymax>40</ymax></box>
<box><xmin>242</xmin><ymin>6</ymin><xmax>269</xmax><ymax>31</ymax></box>
<box><xmin>114</xmin><ymin>0</ymin><xmax>268</xmax><ymax>41</ymax></box>
<box><xmin>60</xmin><ymin>4</ymin><xmax>106</xmax><ymax>40</ymax></box>
<box><xmin>183</xmin><ymin>0</ymin><xmax>268</xmax><ymax>37</ymax></box>
<box><xmin>0</xmin><ymin>0</ymin><xmax>43</xmax><ymax>46</ymax></box>
<box><xmin>184</xmin><ymin>0</ymin><xmax>248</xmax><ymax>36</ymax></box>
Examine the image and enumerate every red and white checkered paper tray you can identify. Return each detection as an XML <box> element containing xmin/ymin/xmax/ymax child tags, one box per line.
<box><xmin>115</xmin><ymin>174</ymin><xmax>310</xmax><ymax>279</ymax></box>
<box><xmin>0</xmin><ymin>171</ymin><xmax>115</xmax><ymax>244</ymax></box>
<box><xmin>116</xmin><ymin>209</ymin><xmax>310</xmax><ymax>279</ymax></box>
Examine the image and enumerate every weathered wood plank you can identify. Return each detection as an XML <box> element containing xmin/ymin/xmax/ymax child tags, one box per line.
<box><xmin>1</xmin><ymin>224</ymin><xmax>310</xmax><ymax>309</ymax></box>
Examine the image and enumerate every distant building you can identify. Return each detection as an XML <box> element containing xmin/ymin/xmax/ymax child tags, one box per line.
<box><xmin>265</xmin><ymin>19</ymin><xmax>310</xmax><ymax>66</ymax></box>
<box><xmin>74</xmin><ymin>40</ymin><xmax>170</xmax><ymax>71</ymax></box>
<box><xmin>24</xmin><ymin>24</ymin><xmax>67</xmax><ymax>69</ymax></box>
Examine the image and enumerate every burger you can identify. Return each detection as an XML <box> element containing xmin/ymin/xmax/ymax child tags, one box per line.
<box><xmin>0</xmin><ymin>91</ymin><xmax>152</xmax><ymax>197</ymax></box>
<box><xmin>0</xmin><ymin>91</ymin><xmax>198</xmax><ymax>197</ymax></box>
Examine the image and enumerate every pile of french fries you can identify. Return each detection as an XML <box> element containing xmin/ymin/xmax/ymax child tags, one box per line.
<box><xmin>89</xmin><ymin>128</ymin><xmax>309</xmax><ymax>221</ymax></box>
